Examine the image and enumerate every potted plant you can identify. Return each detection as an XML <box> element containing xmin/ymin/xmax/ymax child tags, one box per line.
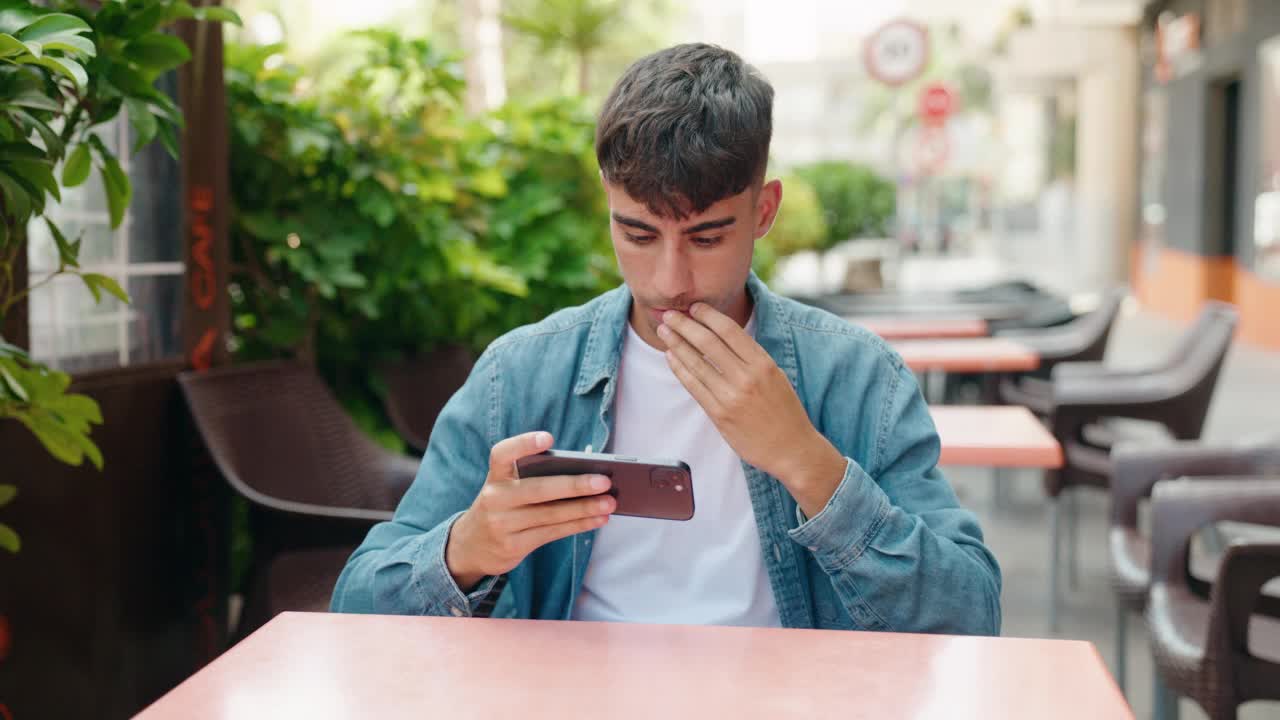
<box><xmin>0</xmin><ymin>4</ymin><xmax>236</xmax><ymax>710</ymax></box>
<box><xmin>0</xmin><ymin>0</ymin><xmax>238</xmax><ymax>547</ymax></box>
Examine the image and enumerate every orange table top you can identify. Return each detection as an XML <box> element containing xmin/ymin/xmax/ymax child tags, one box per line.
<box><xmin>894</xmin><ymin>337</ymin><xmax>1040</xmax><ymax>373</ymax></box>
<box><xmin>932</xmin><ymin>405</ymin><xmax>1064</xmax><ymax>468</ymax></box>
<box><xmin>852</xmin><ymin>315</ymin><xmax>989</xmax><ymax>340</ymax></box>
<box><xmin>137</xmin><ymin>613</ymin><xmax>1132</xmax><ymax>720</ymax></box>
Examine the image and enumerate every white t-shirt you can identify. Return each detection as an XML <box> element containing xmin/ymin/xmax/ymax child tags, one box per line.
<box><xmin>570</xmin><ymin>311</ymin><xmax>782</xmax><ymax>627</ymax></box>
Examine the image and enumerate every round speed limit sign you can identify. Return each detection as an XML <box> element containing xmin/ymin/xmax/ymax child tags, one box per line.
<box><xmin>864</xmin><ymin>19</ymin><xmax>930</xmax><ymax>87</ymax></box>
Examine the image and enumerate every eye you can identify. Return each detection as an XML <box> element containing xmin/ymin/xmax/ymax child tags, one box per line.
<box><xmin>624</xmin><ymin>233</ymin><xmax>656</xmax><ymax>245</ymax></box>
<box><xmin>691</xmin><ymin>236</ymin><xmax>723</xmax><ymax>248</ymax></box>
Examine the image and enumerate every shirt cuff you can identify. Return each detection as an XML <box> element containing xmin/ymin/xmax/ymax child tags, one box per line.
<box><xmin>787</xmin><ymin>456</ymin><xmax>892</xmax><ymax>570</ymax></box>
<box><xmin>408</xmin><ymin>510</ymin><xmax>499</xmax><ymax>617</ymax></box>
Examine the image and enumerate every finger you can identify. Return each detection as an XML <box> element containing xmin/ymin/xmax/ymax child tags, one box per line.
<box><xmin>689</xmin><ymin>302</ymin><xmax>769</xmax><ymax>365</ymax></box>
<box><xmin>666</xmin><ymin>349</ymin><xmax>724</xmax><ymax>418</ymax></box>
<box><xmin>505</xmin><ymin>494</ymin><xmax>616</xmax><ymax>533</ymax></box>
<box><xmin>515</xmin><ymin>514</ymin><xmax>610</xmax><ymax>553</ymax></box>
<box><xmin>659</xmin><ymin>322</ymin><xmax>732</xmax><ymax>395</ymax></box>
<box><xmin>661</xmin><ymin>309</ymin><xmax>744</xmax><ymax>376</ymax></box>
<box><xmin>488</xmin><ymin>431</ymin><xmax>554</xmax><ymax>483</ymax></box>
<box><xmin>506</xmin><ymin>472</ymin><xmax>612</xmax><ymax>506</ymax></box>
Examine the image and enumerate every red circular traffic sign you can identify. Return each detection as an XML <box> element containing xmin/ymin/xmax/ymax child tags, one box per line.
<box><xmin>864</xmin><ymin>20</ymin><xmax>930</xmax><ymax>87</ymax></box>
<box><xmin>919</xmin><ymin>83</ymin><xmax>956</xmax><ymax>126</ymax></box>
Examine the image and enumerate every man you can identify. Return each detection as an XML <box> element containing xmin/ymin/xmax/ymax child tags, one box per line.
<box><xmin>331</xmin><ymin>43</ymin><xmax>1001</xmax><ymax>634</ymax></box>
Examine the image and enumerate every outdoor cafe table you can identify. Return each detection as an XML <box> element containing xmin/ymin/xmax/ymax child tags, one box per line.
<box><xmin>893</xmin><ymin>337</ymin><xmax>1040</xmax><ymax>374</ymax></box>
<box><xmin>850</xmin><ymin>315</ymin><xmax>989</xmax><ymax>340</ymax></box>
<box><xmin>135</xmin><ymin>612</ymin><xmax>1133</xmax><ymax>719</ymax></box>
<box><xmin>931</xmin><ymin>405</ymin><xmax>1064</xmax><ymax>469</ymax></box>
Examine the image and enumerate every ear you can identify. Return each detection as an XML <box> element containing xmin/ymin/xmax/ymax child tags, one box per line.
<box><xmin>753</xmin><ymin>178</ymin><xmax>783</xmax><ymax>240</ymax></box>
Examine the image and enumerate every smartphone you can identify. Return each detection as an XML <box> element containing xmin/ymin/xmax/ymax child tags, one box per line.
<box><xmin>515</xmin><ymin>449</ymin><xmax>694</xmax><ymax>521</ymax></box>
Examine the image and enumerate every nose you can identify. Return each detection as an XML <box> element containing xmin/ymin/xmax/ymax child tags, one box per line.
<box><xmin>653</xmin><ymin>241</ymin><xmax>693</xmax><ymax>304</ymax></box>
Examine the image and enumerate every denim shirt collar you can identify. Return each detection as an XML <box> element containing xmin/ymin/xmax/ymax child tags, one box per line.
<box><xmin>572</xmin><ymin>271</ymin><xmax>799</xmax><ymax>397</ymax></box>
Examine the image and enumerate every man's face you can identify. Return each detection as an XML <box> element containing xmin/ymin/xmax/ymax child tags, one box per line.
<box><xmin>604</xmin><ymin>178</ymin><xmax>782</xmax><ymax>350</ymax></box>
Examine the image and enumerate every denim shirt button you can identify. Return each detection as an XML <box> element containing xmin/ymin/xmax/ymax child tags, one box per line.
<box><xmin>450</xmin><ymin>606</ymin><xmax>465</xmax><ymax>617</ymax></box>
<box><xmin>773</xmin><ymin>544</ymin><xmax>782</xmax><ymax>562</ymax></box>
<box><xmin>807</xmin><ymin>546</ymin><xmax>818</xmax><ymax>552</ymax></box>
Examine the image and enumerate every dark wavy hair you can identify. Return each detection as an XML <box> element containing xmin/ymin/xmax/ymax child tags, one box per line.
<box><xmin>595</xmin><ymin>43</ymin><xmax>774</xmax><ymax>219</ymax></box>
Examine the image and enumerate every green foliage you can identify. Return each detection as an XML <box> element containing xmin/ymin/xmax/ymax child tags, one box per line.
<box><xmin>502</xmin><ymin>0</ymin><xmax>625</xmax><ymax>94</ymax></box>
<box><xmin>794</xmin><ymin>161</ymin><xmax>896</xmax><ymax>250</ymax></box>
<box><xmin>226</xmin><ymin>33</ymin><xmax>618</xmax><ymax>436</ymax></box>
<box><xmin>0</xmin><ymin>0</ymin><xmax>236</xmax><ymax>551</ymax></box>
<box><xmin>766</xmin><ymin>174</ymin><xmax>828</xmax><ymax>257</ymax></box>
<box><xmin>0</xmin><ymin>482</ymin><xmax>15</xmax><ymax>552</ymax></box>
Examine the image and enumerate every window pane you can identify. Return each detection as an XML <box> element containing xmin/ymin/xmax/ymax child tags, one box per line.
<box><xmin>27</xmin><ymin>220</ymin><xmax>116</xmax><ymax>273</ymax></box>
<box><xmin>28</xmin><ymin>274</ymin><xmax>126</xmax><ymax>373</ymax></box>
<box><xmin>28</xmin><ymin>76</ymin><xmax>186</xmax><ymax>372</ymax></box>
<box><xmin>126</xmin><ymin>274</ymin><xmax>184</xmax><ymax>363</ymax></box>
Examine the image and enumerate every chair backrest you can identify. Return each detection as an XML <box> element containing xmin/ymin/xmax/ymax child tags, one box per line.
<box><xmin>178</xmin><ymin>361</ymin><xmax>398</xmax><ymax>513</ymax></box>
<box><xmin>1158</xmin><ymin>301</ymin><xmax>1239</xmax><ymax>439</ymax></box>
<box><xmin>381</xmin><ymin>345</ymin><xmax>475</xmax><ymax>454</ymax></box>
<box><xmin>1064</xmin><ymin>286</ymin><xmax>1127</xmax><ymax>362</ymax></box>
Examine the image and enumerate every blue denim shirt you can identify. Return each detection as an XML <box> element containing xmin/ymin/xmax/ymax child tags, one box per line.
<box><xmin>331</xmin><ymin>273</ymin><xmax>1001</xmax><ymax>634</ymax></box>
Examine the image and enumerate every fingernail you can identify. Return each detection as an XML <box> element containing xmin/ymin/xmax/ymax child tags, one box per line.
<box><xmin>657</xmin><ymin>324</ymin><xmax>670</xmax><ymax>338</ymax></box>
<box><xmin>591</xmin><ymin>475</ymin><xmax>610</xmax><ymax>490</ymax></box>
<box><xmin>535</xmin><ymin>431</ymin><xmax>550</xmax><ymax>447</ymax></box>
<box><xmin>597</xmin><ymin>498</ymin><xmax>613</xmax><ymax>512</ymax></box>
<box><xmin>663</xmin><ymin>310</ymin><xmax>677</xmax><ymax>323</ymax></box>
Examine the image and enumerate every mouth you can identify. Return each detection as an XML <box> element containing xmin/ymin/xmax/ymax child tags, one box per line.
<box><xmin>648</xmin><ymin>306</ymin><xmax>690</xmax><ymax>325</ymax></box>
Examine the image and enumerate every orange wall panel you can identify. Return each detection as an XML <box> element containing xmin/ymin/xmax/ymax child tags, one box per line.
<box><xmin>1136</xmin><ymin>245</ymin><xmax>1280</xmax><ymax>351</ymax></box>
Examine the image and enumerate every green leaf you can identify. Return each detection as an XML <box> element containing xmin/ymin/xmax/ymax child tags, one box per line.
<box><xmin>0</xmin><ymin>359</ymin><xmax>28</xmax><ymax>402</ymax></box>
<box><xmin>0</xmin><ymin>141</ymin><xmax>45</xmax><ymax>160</ymax></box>
<box><xmin>46</xmin><ymin>218</ymin><xmax>80</xmax><ymax>268</ymax></box>
<box><xmin>11</xmin><ymin>408</ymin><xmax>94</xmax><ymax>467</ymax></box>
<box><xmin>156</xmin><ymin>120</ymin><xmax>179</xmax><ymax>159</ymax></box>
<box><xmin>194</xmin><ymin>7</ymin><xmax>243</xmax><ymax>26</ymax></box>
<box><xmin>43</xmin><ymin>392</ymin><xmax>103</xmax><ymax>427</ymax></box>
<box><xmin>101</xmin><ymin>162</ymin><xmax>131</xmax><ymax>227</ymax></box>
<box><xmin>0</xmin><ymin>484</ymin><xmax>15</xmax><ymax>508</ymax></box>
<box><xmin>20</xmin><ymin>54</ymin><xmax>88</xmax><ymax>87</ymax></box>
<box><xmin>15</xmin><ymin>13</ymin><xmax>91</xmax><ymax>44</ymax></box>
<box><xmin>0</xmin><ymin>522</ymin><xmax>19</xmax><ymax>553</ymax></box>
<box><xmin>0</xmin><ymin>3</ymin><xmax>38</xmax><ymax>36</ymax></box>
<box><xmin>62</xmin><ymin>143</ymin><xmax>91</xmax><ymax>187</ymax></box>
<box><xmin>0</xmin><ymin>32</ymin><xmax>29</xmax><ymax>58</ymax></box>
<box><xmin>19</xmin><ymin>38</ymin><xmax>38</xmax><ymax>58</ymax></box>
<box><xmin>0</xmin><ymin>169</ymin><xmax>32</xmax><ymax>221</ymax></box>
<box><xmin>7</xmin><ymin>88</ymin><xmax>62</xmax><ymax>112</ymax></box>
<box><xmin>105</xmin><ymin>62</ymin><xmax>153</xmax><ymax>97</ymax></box>
<box><xmin>163</xmin><ymin>1</ymin><xmax>197</xmax><ymax>22</ymax></box>
<box><xmin>120</xmin><ymin>4</ymin><xmax>166</xmax><ymax>39</ymax></box>
<box><xmin>89</xmin><ymin>135</ymin><xmax>132</xmax><ymax>227</ymax></box>
<box><xmin>125</xmin><ymin>98</ymin><xmax>157</xmax><ymax>151</ymax></box>
<box><xmin>81</xmin><ymin>273</ymin><xmax>130</xmax><ymax>304</ymax></box>
<box><xmin>0</xmin><ymin>339</ymin><xmax>30</xmax><ymax>360</ymax></box>
<box><xmin>40</xmin><ymin>33</ymin><xmax>95</xmax><ymax>58</ymax></box>
<box><xmin>5</xmin><ymin>158</ymin><xmax>60</xmax><ymax>202</ymax></box>
<box><xmin>125</xmin><ymin>33</ymin><xmax>191</xmax><ymax>71</ymax></box>
<box><xmin>12</xmin><ymin>109</ymin><xmax>64</xmax><ymax>159</ymax></box>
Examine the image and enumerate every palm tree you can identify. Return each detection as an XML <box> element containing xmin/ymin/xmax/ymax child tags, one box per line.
<box><xmin>502</xmin><ymin>0</ymin><xmax>627</xmax><ymax>95</ymax></box>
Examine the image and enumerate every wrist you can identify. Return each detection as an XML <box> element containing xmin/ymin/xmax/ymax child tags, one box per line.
<box><xmin>779</xmin><ymin>433</ymin><xmax>846</xmax><ymax>515</ymax></box>
<box><xmin>445</xmin><ymin>513</ymin><xmax>485</xmax><ymax>593</ymax></box>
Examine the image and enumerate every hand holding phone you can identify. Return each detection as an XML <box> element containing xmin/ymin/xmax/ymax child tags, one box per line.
<box><xmin>445</xmin><ymin>431</ymin><xmax>616</xmax><ymax>592</ymax></box>
<box><xmin>516</xmin><ymin>450</ymin><xmax>694</xmax><ymax>522</ymax></box>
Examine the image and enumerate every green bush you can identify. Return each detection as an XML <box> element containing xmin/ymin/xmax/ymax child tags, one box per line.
<box><xmin>765</xmin><ymin>174</ymin><xmax>828</xmax><ymax>257</ymax></box>
<box><xmin>794</xmin><ymin>161</ymin><xmax>896</xmax><ymax>250</ymax></box>
<box><xmin>225</xmin><ymin>33</ymin><xmax>619</xmax><ymax>446</ymax></box>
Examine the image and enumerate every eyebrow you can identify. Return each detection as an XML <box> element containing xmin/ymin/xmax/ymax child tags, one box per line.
<box><xmin>611</xmin><ymin>212</ymin><xmax>736</xmax><ymax>235</ymax></box>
